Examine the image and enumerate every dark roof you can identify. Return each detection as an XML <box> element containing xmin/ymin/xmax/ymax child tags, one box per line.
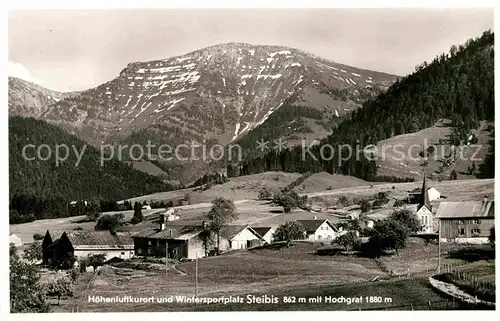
<box><xmin>220</xmin><ymin>225</ymin><xmax>247</xmax><ymax>240</ymax></box>
<box><xmin>418</xmin><ymin>176</ymin><xmax>431</xmax><ymax>211</ymax></box>
<box><xmin>296</xmin><ymin>219</ymin><xmax>337</xmax><ymax>233</ymax></box>
<box><xmin>47</xmin><ymin>230</ymin><xmax>134</xmax><ymax>249</ymax></box>
<box><xmin>252</xmin><ymin>227</ymin><xmax>273</xmax><ymax>238</ymax></box>
<box><xmin>436</xmin><ymin>201</ymin><xmax>495</xmax><ymax>219</ymax></box>
<box><xmin>220</xmin><ymin>225</ymin><xmax>263</xmax><ymax>240</ymax></box>
<box><xmin>132</xmin><ymin>225</ymin><xmax>203</xmax><ymax>240</ymax></box>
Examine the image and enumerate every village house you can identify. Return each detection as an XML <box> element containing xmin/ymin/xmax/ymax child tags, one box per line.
<box><xmin>252</xmin><ymin>227</ymin><xmax>275</xmax><ymax>244</ymax></box>
<box><xmin>42</xmin><ymin>230</ymin><xmax>134</xmax><ymax>269</ymax></box>
<box><xmin>409</xmin><ymin>179</ymin><xmax>441</xmax><ymax>203</ymax></box>
<box><xmin>427</xmin><ymin>187</ymin><xmax>441</xmax><ymax>201</ymax></box>
<box><xmin>219</xmin><ymin>225</ymin><xmax>264</xmax><ymax>250</ymax></box>
<box><xmin>415</xmin><ymin>176</ymin><xmax>434</xmax><ymax>233</ymax></box>
<box><xmin>132</xmin><ymin>223</ymin><xmax>207</xmax><ymax>260</ymax></box>
<box><xmin>297</xmin><ymin>218</ymin><xmax>340</xmax><ymax>242</ymax></box>
<box><xmin>436</xmin><ymin>197</ymin><xmax>494</xmax><ymax>244</ymax></box>
<box><xmin>9</xmin><ymin>233</ymin><xmax>23</xmax><ymax>247</ymax></box>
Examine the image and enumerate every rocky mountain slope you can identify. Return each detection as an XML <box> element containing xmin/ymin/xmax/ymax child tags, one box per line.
<box><xmin>8</xmin><ymin>77</ymin><xmax>76</xmax><ymax>118</ymax></box>
<box><xmin>9</xmin><ymin>43</ymin><xmax>397</xmax><ymax>148</ymax></box>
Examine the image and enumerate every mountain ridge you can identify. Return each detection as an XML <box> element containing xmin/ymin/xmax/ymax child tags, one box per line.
<box><xmin>9</xmin><ymin>42</ymin><xmax>397</xmax><ymax>148</ymax></box>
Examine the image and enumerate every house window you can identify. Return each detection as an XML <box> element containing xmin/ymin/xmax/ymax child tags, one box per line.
<box><xmin>458</xmin><ymin>220</ymin><xmax>465</xmax><ymax>225</ymax></box>
<box><xmin>459</xmin><ymin>228</ymin><xmax>465</xmax><ymax>235</ymax></box>
<box><xmin>148</xmin><ymin>240</ymin><xmax>152</xmax><ymax>246</ymax></box>
<box><xmin>472</xmin><ymin>219</ymin><xmax>480</xmax><ymax>224</ymax></box>
<box><xmin>121</xmin><ymin>252</ymin><xmax>125</xmax><ymax>255</ymax></box>
<box><xmin>471</xmin><ymin>229</ymin><xmax>480</xmax><ymax>234</ymax></box>
<box><xmin>318</xmin><ymin>235</ymin><xmax>322</xmax><ymax>240</ymax></box>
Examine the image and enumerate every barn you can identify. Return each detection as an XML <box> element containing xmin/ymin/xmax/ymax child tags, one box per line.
<box><xmin>42</xmin><ymin>230</ymin><xmax>135</xmax><ymax>269</ymax></box>
<box><xmin>436</xmin><ymin>197</ymin><xmax>494</xmax><ymax>244</ymax></box>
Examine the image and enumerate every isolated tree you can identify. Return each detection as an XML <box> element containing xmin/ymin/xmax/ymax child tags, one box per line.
<box><xmin>258</xmin><ymin>187</ymin><xmax>272</xmax><ymax>200</ymax></box>
<box><xmin>273</xmin><ymin>221</ymin><xmax>306</xmax><ymax>246</ymax></box>
<box><xmin>337</xmin><ymin>218</ymin><xmax>363</xmax><ymax>233</ymax></box>
<box><xmin>85</xmin><ymin>202</ymin><xmax>100</xmax><ymax>222</ymax></box>
<box><xmin>367</xmin><ymin>219</ymin><xmax>409</xmax><ymax>255</ymax></box>
<box><xmin>280</xmin><ymin>194</ymin><xmax>297</xmax><ymax>213</ymax></box>
<box><xmin>10</xmin><ymin>243</ymin><xmax>50</xmax><ymax>313</ymax></box>
<box><xmin>95</xmin><ymin>214</ymin><xmax>123</xmax><ymax>233</ymax></box>
<box><xmin>131</xmin><ymin>201</ymin><xmax>143</xmax><ymax>224</ymax></box>
<box><xmin>338</xmin><ymin>196</ymin><xmax>351</xmax><ymax>207</ymax></box>
<box><xmin>389</xmin><ymin>209</ymin><xmax>423</xmax><ymax>233</ymax></box>
<box><xmin>359</xmin><ymin>199</ymin><xmax>372</xmax><ymax>213</ymax></box>
<box><xmin>393</xmin><ymin>199</ymin><xmax>405</xmax><ymax>207</ymax></box>
<box><xmin>32</xmin><ymin>233</ymin><xmax>44</xmax><ymax>241</ymax></box>
<box><xmin>198</xmin><ymin>227</ymin><xmax>214</xmax><ymax>257</ymax></box>
<box><xmin>336</xmin><ymin>231</ymin><xmax>361</xmax><ymax>251</ymax></box>
<box><xmin>87</xmin><ymin>254</ymin><xmax>106</xmax><ymax>271</ymax></box>
<box><xmin>272</xmin><ymin>189</ymin><xmax>307</xmax><ymax>212</ymax></box>
<box><xmin>468</xmin><ymin>162</ymin><xmax>477</xmax><ymax>175</ymax></box>
<box><xmin>449</xmin><ymin>169</ymin><xmax>458</xmax><ymax>180</ymax></box>
<box><xmin>206</xmin><ymin>197</ymin><xmax>238</xmax><ymax>253</ymax></box>
<box><xmin>69</xmin><ymin>266</ymin><xmax>80</xmax><ymax>282</ymax></box>
<box><xmin>44</xmin><ymin>276</ymin><xmax>74</xmax><ymax>305</ymax></box>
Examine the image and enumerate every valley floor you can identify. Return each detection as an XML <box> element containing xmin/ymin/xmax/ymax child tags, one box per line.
<box><xmin>52</xmin><ymin>241</ymin><xmax>493</xmax><ymax>312</ymax></box>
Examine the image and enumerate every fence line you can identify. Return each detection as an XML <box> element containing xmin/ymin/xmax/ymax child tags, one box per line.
<box><xmin>350</xmin><ymin>299</ymin><xmax>492</xmax><ymax>311</ymax></box>
<box><xmin>439</xmin><ymin>263</ymin><xmax>495</xmax><ymax>291</ymax></box>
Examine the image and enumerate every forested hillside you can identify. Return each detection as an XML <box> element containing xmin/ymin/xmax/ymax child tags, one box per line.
<box><xmin>9</xmin><ymin>116</ymin><xmax>173</xmax><ymax>222</ymax></box>
<box><xmin>229</xmin><ymin>30</ymin><xmax>494</xmax><ymax>181</ymax></box>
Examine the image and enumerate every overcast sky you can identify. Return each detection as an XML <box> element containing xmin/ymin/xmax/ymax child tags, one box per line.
<box><xmin>8</xmin><ymin>8</ymin><xmax>493</xmax><ymax>92</ymax></box>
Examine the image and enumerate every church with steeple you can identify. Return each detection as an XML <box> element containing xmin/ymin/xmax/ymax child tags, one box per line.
<box><xmin>415</xmin><ymin>175</ymin><xmax>434</xmax><ymax>233</ymax></box>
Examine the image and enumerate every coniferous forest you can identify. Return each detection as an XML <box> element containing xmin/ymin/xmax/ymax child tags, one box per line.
<box><xmin>9</xmin><ymin>116</ymin><xmax>173</xmax><ymax>222</ymax></box>
<box><xmin>228</xmin><ymin>31</ymin><xmax>494</xmax><ymax>181</ymax></box>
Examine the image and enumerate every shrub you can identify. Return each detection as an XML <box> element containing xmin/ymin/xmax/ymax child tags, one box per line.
<box><xmin>69</xmin><ymin>267</ymin><xmax>79</xmax><ymax>282</ymax></box>
<box><xmin>258</xmin><ymin>187</ymin><xmax>272</xmax><ymax>200</ymax></box>
<box><xmin>394</xmin><ymin>200</ymin><xmax>405</xmax><ymax>207</ymax></box>
<box><xmin>338</xmin><ymin>196</ymin><xmax>350</xmax><ymax>207</ymax></box>
<box><xmin>273</xmin><ymin>221</ymin><xmax>306</xmax><ymax>245</ymax></box>
<box><xmin>44</xmin><ymin>276</ymin><xmax>73</xmax><ymax>305</ymax></box>
<box><xmin>359</xmin><ymin>199</ymin><xmax>372</xmax><ymax>213</ymax></box>
<box><xmin>32</xmin><ymin>233</ymin><xmax>44</xmax><ymax>241</ymax></box>
<box><xmin>336</xmin><ymin>231</ymin><xmax>361</xmax><ymax>251</ymax></box>
<box><xmin>95</xmin><ymin>214</ymin><xmax>123</xmax><ymax>233</ymax></box>
<box><xmin>389</xmin><ymin>209</ymin><xmax>423</xmax><ymax>233</ymax></box>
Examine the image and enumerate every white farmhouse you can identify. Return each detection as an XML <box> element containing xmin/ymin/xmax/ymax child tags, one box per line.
<box><xmin>427</xmin><ymin>187</ymin><xmax>441</xmax><ymax>202</ymax></box>
<box><xmin>219</xmin><ymin>225</ymin><xmax>264</xmax><ymax>250</ymax></box>
<box><xmin>297</xmin><ymin>219</ymin><xmax>340</xmax><ymax>242</ymax></box>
